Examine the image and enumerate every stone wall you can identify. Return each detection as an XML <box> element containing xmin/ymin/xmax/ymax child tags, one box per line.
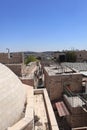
<box><xmin>44</xmin><ymin>73</ymin><xmax>63</xmax><ymax>100</ymax></box>
<box><xmin>6</xmin><ymin>64</ymin><xmax>24</xmax><ymax>77</ymax></box>
<box><xmin>75</xmin><ymin>50</ymin><xmax>87</xmax><ymax>62</ymax></box>
<box><xmin>64</xmin><ymin>95</ymin><xmax>87</xmax><ymax>128</ymax></box>
<box><xmin>62</xmin><ymin>74</ymin><xmax>82</xmax><ymax>92</ymax></box>
<box><xmin>66</xmin><ymin>111</ymin><xmax>87</xmax><ymax>128</ymax></box>
<box><xmin>21</xmin><ymin>78</ymin><xmax>34</xmax><ymax>86</ymax></box>
<box><xmin>0</xmin><ymin>52</ymin><xmax>23</xmax><ymax>64</ymax></box>
<box><xmin>44</xmin><ymin>69</ymin><xmax>82</xmax><ymax>101</ymax></box>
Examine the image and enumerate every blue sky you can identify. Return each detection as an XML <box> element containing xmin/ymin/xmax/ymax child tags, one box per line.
<box><xmin>0</xmin><ymin>0</ymin><xmax>87</xmax><ymax>52</ymax></box>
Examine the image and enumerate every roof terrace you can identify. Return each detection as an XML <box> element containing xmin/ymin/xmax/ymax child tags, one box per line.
<box><xmin>44</xmin><ymin>64</ymin><xmax>77</xmax><ymax>76</ymax></box>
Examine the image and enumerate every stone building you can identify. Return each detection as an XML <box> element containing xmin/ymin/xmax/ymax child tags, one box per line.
<box><xmin>53</xmin><ymin>50</ymin><xmax>87</xmax><ymax>63</ymax></box>
<box><xmin>0</xmin><ymin>63</ymin><xmax>59</xmax><ymax>130</ymax></box>
<box><xmin>53</xmin><ymin>51</ymin><xmax>66</xmax><ymax>62</ymax></box>
<box><xmin>75</xmin><ymin>50</ymin><xmax>87</xmax><ymax>62</ymax></box>
<box><xmin>43</xmin><ymin>63</ymin><xmax>87</xmax><ymax>129</ymax></box>
<box><xmin>0</xmin><ymin>52</ymin><xmax>24</xmax><ymax>64</ymax></box>
<box><xmin>44</xmin><ymin>64</ymin><xmax>82</xmax><ymax>101</ymax></box>
<box><xmin>0</xmin><ymin>52</ymin><xmax>24</xmax><ymax>76</ymax></box>
<box><xmin>64</xmin><ymin>94</ymin><xmax>87</xmax><ymax>128</ymax></box>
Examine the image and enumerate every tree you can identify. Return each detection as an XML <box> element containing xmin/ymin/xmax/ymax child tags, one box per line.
<box><xmin>25</xmin><ymin>55</ymin><xmax>37</xmax><ymax>65</ymax></box>
<box><xmin>66</xmin><ymin>51</ymin><xmax>76</xmax><ymax>62</ymax></box>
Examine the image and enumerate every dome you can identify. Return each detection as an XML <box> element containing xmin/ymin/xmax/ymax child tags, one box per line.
<box><xmin>0</xmin><ymin>63</ymin><xmax>26</xmax><ymax>130</ymax></box>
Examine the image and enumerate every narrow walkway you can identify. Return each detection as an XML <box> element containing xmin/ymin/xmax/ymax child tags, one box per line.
<box><xmin>34</xmin><ymin>94</ymin><xmax>49</xmax><ymax>130</ymax></box>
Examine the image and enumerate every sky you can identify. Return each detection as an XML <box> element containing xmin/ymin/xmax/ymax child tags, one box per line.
<box><xmin>0</xmin><ymin>0</ymin><xmax>87</xmax><ymax>52</ymax></box>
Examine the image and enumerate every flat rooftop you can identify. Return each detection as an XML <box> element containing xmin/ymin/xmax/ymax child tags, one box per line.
<box><xmin>44</xmin><ymin>65</ymin><xmax>76</xmax><ymax>76</ymax></box>
<box><xmin>62</xmin><ymin>62</ymin><xmax>87</xmax><ymax>72</ymax></box>
<box><xmin>22</xmin><ymin>63</ymin><xmax>38</xmax><ymax>79</ymax></box>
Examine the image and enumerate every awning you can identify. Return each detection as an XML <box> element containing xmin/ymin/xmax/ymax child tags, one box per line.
<box><xmin>55</xmin><ymin>101</ymin><xmax>69</xmax><ymax>117</ymax></box>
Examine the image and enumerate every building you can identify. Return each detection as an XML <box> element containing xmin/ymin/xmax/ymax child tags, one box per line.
<box><xmin>44</xmin><ymin>63</ymin><xmax>87</xmax><ymax>129</ymax></box>
<box><xmin>53</xmin><ymin>50</ymin><xmax>87</xmax><ymax>63</ymax></box>
<box><xmin>0</xmin><ymin>63</ymin><xmax>59</xmax><ymax>130</ymax></box>
<box><xmin>75</xmin><ymin>50</ymin><xmax>87</xmax><ymax>62</ymax></box>
<box><xmin>0</xmin><ymin>52</ymin><xmax>24</xmax><ymax>76</ymax></box>
<box><xmin>0</xmin><ymin>52</ymin><xmax>24</xmax><ymax>64</ymax></box>
<box><xmin>53</xmin><ymin>51</ymin><xmax>66</xmax><ymax>62</ymax></box>
<box><xmin>44</xmin><ymin>64</ymin><xmax>82</xmax><ymax>101</ymax></box>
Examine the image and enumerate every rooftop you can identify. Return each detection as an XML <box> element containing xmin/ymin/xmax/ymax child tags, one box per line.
<box><xmin>62</xmin><ymin>62</ymin><xmax>87</xmax><ymax>72</ymax></box>
<box><xmin>44</xmin><ymin>64</ymin><xmax>77</xmax><ymax>76</ymax></box>
<box><xmin>0</xmin><ymin>63</ymin><xmax>59</xmax><ymax>130</ymax></box>
<box><xmin>62</xmin><ymin>62</ymin><xmax>87</xmax><ymax>76</ymax></box>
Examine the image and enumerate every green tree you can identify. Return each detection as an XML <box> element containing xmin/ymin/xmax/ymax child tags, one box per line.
<box><xmin>66</xmin><ymin>51</ymin><xmax>76</xmax><ymax>62</ymax></box>
<box><xmin>25</xmin><ymin>55</ymin><xmax>37</xmax><ymax>65</ymax></box>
